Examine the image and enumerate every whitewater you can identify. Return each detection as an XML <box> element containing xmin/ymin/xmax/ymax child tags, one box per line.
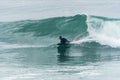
<box><xmin>0</xmin><ymin>0</ymin><xmax>120</xmax><ymax>80</ymax></box>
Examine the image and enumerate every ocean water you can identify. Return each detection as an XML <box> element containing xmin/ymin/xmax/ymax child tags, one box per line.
<box><xmin>0</xmin><ymin>0</ymin><xmax>120</xmax><ymax>80</ymax></box>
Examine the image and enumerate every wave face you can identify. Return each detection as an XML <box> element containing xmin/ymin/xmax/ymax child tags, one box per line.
<box><xmin>0</xmin><ymin>14</ymin><xmax>120</xmax><ymax>48</ymax></box>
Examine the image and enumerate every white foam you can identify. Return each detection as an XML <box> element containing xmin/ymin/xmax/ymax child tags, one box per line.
<box><xmin>0</xmin><ymin>42</ymin><xmax>45</xmax><ymax>49</ymax></box>
<box><xmin>71</xmin><ymin>17</ymin><xmax>120</xmax><ymax>48</ymax></box>
<box><xmin>87</xmin><ymin>17</ymin><xmax>120</xmax><ymax>48</ymax></box>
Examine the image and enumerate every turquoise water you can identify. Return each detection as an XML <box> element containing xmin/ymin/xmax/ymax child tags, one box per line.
<box><xmin>0</xmin><ymin>14</ymin><xmax>120</xmax><ymax>80</ymax></box>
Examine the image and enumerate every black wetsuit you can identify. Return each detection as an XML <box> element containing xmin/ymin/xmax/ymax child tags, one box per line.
<box><xmin>60</xmin><ymin>38</ymin><xmax>69</xmax><ymax>44</ymax></box>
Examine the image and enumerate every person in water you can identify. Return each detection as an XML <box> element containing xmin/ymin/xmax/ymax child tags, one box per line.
<box><xmin>58</xmin><ymin>36</ymin><xmax>70</xmax><ymax>45</ymax></box>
